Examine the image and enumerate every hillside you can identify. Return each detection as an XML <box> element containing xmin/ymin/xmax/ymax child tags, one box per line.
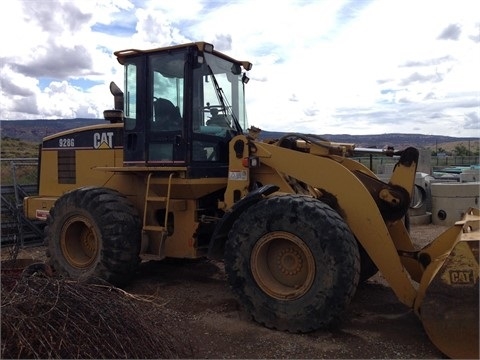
<box><xmin>1</xmin><ymin>118</ymin><xmax>478</xmax><ymax>152</ymax></box>
<box><xmin>0</xmin><ymin>119</ymin><xmax>104</xmax><ymax>143</ymax></box>
<box><xmin>259</xmin><ymin>131</ymin><xmax>479</xmax><ymax>151</ymax></box>
<box><xmin>0</xmin><ymin>137</ymin><xmax>39</xmax><ymax>159</ymax></box>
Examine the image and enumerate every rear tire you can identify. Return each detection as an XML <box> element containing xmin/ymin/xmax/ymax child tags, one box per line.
<box><xmin>225</xmin><ymin>194</ymin><xmax>360</xmax><ymax>332</ymax></box>
<box><xmin>45</xmin><ymin>187</ymin><xmax>141</xmax><ymax>286</ymax></box>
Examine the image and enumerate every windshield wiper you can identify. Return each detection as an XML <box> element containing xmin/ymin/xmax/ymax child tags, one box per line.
<box><xmin>207</xmin><ymin>65</ymin><xmax>243</xmax><ymax>134</ymax></box>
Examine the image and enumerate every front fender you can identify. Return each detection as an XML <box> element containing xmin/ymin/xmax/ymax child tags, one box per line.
<box><xmin>207</xmin><ymin>184</ymin><xmax>279</xmax><ymax>259</ymax></box>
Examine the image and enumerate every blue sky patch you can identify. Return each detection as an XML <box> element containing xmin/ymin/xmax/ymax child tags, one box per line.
<box><xmin>92</xmin><ymin>22</ymin><xmax>136</xmax><ymax>37</ymax></box>
<box><xmin>38</xmin><ymin>78</ymin><xmax>102</xmax><ymax>91</ymax></box>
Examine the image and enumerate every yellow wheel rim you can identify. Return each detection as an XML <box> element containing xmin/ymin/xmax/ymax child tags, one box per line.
<box><xmin>251</xmin><ymin>231</ymin><xmax>315</xmax><ymax>300</ymax></box>
<box><xmin>60</xmin><ymin>215</ymin><xmax>100</xmax><ymax>269</ymax></box>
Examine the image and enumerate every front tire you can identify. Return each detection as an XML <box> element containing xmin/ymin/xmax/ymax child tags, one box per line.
<box><xmin>225</xmin><ymin>195</ymin><xmax>360</xmax><ymax>332</ymax></box>
<box><xmin>45</xmin><ymin>187</ymin><xmax>141</xmax><ymax>286</ymax></box>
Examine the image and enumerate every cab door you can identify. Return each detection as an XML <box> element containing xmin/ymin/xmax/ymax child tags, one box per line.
<box><xmin>146</xmin><ymin>51</ymin><xmax>187</xmax><ymax>165</ymax></box>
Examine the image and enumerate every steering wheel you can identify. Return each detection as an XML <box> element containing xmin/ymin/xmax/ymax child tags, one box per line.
<box><xmin>205</xmin><ymin>105</ymin><xmax>231</xmax><ymax>128</ymax></box>
<box><xmin>203</xmin><ymin>105</ymin><xmax>224</xmax><ymax>114</ymax></box>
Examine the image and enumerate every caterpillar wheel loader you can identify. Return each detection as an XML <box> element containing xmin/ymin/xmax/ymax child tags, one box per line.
<box><xmin>23</xmin><ymin>42</ymin><xmax>479</xmax><ymax>359</ymax></box>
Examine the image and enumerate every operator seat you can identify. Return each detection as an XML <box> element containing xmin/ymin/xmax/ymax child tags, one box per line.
<box><xmin>153</xmin><ymin>98</ymin><xmax>182</xmax><ymax>130</ymax></box>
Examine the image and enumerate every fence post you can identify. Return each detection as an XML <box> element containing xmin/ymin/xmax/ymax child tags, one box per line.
<box><xmin>11</xmin><ymin>162</ymin><xmax>25</xmax><ymax>247</ymax></box>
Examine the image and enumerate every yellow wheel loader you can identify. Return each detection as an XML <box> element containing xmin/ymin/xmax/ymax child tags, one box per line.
<box><xmin>23</xmin><ymin>42</ymin><xmax>479</xmax><ymax>359</ymax></box>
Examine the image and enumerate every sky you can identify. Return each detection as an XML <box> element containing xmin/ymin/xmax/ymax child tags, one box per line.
<box><xmin>0</xmin><ymin>0</ymin><xmax>479</xmax><ymax>137</ymax></box>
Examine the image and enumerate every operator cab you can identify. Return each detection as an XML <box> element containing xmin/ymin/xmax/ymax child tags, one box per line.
<box><xmin>104</xmin><ymin>42</ymin><xmax>252</xmax><ymax>178</ymax></box>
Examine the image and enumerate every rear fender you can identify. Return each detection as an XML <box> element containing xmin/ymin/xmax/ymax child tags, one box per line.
<box><xmin>207</xmin><ymin>184</ymin><xmax>279</xmax><ymax>259</ymax></box>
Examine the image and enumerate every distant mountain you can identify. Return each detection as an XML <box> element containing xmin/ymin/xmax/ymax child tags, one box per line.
<box><xmin>259</xmin><ymin>131</ymin><xmax>479</xmax><ymax>150</ymax></box>
<box><xmin>0</xmin><ymin>118</ymin><xmax>104</xmax><ymax>143</ymax></box>
<box><xmin>1</xmin><ymin>118</ymin><xmax>478</xmax><ymax>150</ymax></box>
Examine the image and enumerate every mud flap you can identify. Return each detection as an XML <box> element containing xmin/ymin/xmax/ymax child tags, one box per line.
<box><xmin>419</xmin><ymin>215</ymin><xmax>479</xmax><ymax>359</ymax></box>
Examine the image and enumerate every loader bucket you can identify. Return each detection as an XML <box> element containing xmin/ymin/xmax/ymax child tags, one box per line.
<box><xmin>416</xmin><ymin>208</ymin><xmax>479</xmax><ymax>359</ymax></box>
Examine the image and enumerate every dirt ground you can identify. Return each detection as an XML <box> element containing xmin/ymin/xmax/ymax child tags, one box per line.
<box><xmin>3</xmin><ymin>223</ymin><xmax>451</xmax><ymax>359</ymax></box>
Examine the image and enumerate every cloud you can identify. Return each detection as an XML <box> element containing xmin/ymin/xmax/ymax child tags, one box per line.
<box><xmin>10</xmin><ymin>43</ymin><xmax>94</xmax><ymax>79</ymax></box>
<box><xmin>289</xmin><ymin>94</ymin><xmax>299</xmax><ymax>102</ymax></box>
<box><xmin>22</xmin><ymin>0</ymin><xmax>92</xmax><ymax>33</ymax></box>
<box><xmin>35</xmin><ymin>80</ymin><xmax>105</xmax><ymax>119</ymax></box>
<box><xmin>401</xmin><ymin>55</ymin><xmax>455</xmax><ymax>68</ymax></box>
<box><xmin>12</xmin><ymin>96</ymin><xmax>39</xmax><ymax>116</ymax></box>
<box><xmin>399</xmin><ymin>71</ymin><xmax>443</xmax><ymax>86</ymax></box>
<box><xmin>303</xmin><ymin>106</ymin><xmax>320</xmax><ymax>117</ymax></box>
<box><xmin>0</xmin><ymin>0</ymin><xmax>478</xmax><ymax>138</ymax></box>
<box><xmin>469</xmin><ymin>26</ymin><xmax>480</xmax><ymax>42</ymax></box>
<box><xmin>212</xmin><ymin>34</ymin><xmax>233</xmax><ymax>52</ymax></box>
<box><xmin>135</xmin><ymin>8</ymin><xmax>178</xmax><ymax>45</ymax></box>
<box><xmin>437</xmin><ymin>23</ymin><xmax>462</xmax><ymax>40</ymax></box>
<box><xmin>463</xmin><ymin>112</ymin><xmax>480</xmax><ymax>129</ymax></box>
<box><xmin>0</xmin><ymin>67</ymin><xmax>36</xmax><ymax>97</ymax></box>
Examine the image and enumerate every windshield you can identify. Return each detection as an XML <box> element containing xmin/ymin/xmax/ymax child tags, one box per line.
<box><xmin>199</xmin><ymin>53</ymin><xmax>248</xmax><ymax>132</ymax></box>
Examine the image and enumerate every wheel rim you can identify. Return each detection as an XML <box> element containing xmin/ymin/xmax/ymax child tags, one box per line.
<box><xmin>60</xmin><ymin>215</ymin><xmax>99</xmax><ymax>269</ymax></box>
<box><xmin>251</xmin><ymin>231</ymin><xmax>315</xmax><ymax>300</ymax></box>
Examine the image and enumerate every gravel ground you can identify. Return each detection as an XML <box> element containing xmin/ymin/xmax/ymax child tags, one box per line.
<box><xmin>2</xmin><ymin>223</ymin><xmax>453</xmax><ymax>359</ymax></box>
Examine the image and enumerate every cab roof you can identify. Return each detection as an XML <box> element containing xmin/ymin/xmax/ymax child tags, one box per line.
<box><xmin>114</xmin><ymin>41</ymin><xmax>252</xmax><ymax>71</ymax></box>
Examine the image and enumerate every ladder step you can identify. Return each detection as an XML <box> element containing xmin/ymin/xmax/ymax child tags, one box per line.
<box><xmin>146</xmin><ymin>196</ymin><xmax>167</xmax><ymax>202</ymax></box>
<box><xmin>143</xmin><ymin>225</ymin><xmax>167</xmax><ymax>232</ymax></box>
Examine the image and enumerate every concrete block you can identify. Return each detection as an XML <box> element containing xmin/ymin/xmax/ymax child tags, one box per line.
<box><xmin>409</xmin><ymin>212</ymin><xmax>432</xmax><ymax>225</ymax></box>
<box><xmin>431</xmin><ymin>182</ymin><xmax>480</xmax><ymax>226</ymax></box>
<box><xmin>410</xmin><ymin>172</ymin><xmax>434</xmax><ymax>216</ymax></box>
<box><xmin>460</xmin><ymin>169</ymin><xmax>480</xmax><ymax>183</ymax></box>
